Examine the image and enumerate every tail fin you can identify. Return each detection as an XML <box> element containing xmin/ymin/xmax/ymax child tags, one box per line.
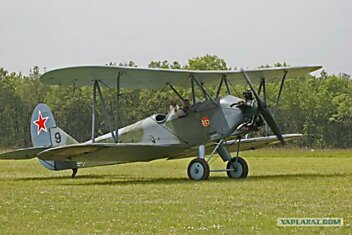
<box><xmin>31</xmin><ymin>104</ymin><xmax>78</xmax><ymax>171</ymax></box>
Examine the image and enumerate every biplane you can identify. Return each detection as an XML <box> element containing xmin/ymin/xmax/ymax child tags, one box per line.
<box><xmin>0</xmin><ymin>65</ymin><xmax>321</xmax><ymax>180</ymax></box>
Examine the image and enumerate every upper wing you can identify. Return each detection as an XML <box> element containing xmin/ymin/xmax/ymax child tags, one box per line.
<box><xmin>40</xmin><ymin>65</ymin><xmax>322</xmax><ymax>89</ymax></box>
<box><xmin>36</xmin><ymin>143</ymin><xmax>191</xmax><ymax>162</ymax></box>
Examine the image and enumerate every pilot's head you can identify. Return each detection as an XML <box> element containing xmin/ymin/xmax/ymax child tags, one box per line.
<box><xmin>183</xmin><ymin>99</ymin><xmax>190</xmax><ymax>107</ymax></box>
<box><xmin>243</xmin><ymin>89</ymin><xmax>253</xmax><ymax>101</ymax></box>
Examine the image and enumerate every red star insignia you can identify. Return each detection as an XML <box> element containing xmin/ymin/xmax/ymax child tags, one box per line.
<box><xmin>33</xmin><ymin>111</ymin><xmax>49</xmax><ymax>135</ymax></box>
<box><xmin>201</xmin><ymin>116</ymin><xmax>210</xmax><ymax>127</ymax></box>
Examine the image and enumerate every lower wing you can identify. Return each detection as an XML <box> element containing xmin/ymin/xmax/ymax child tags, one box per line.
<box><xmin>0</xmin><ymin>134</ymin><xmax>301</xmax><ymax>162</ymax></box>
<box><xmin>167</xmin><ymin>134</ymin><xmax>303</xmax><ymax>159</ymax></box>
<box><xmin>36</xmin><ymin>143</ymin><xmax>189</xmax><ymax>162</ymax></box>
<box><xmin>0</xmin><ymin>143</ymin><xmax>190</xmax><ymax>162</ymax></box>
<box><xmin>225</xmin><ymin>133</ymin><xmax>302</xmax><ymax>152</ymax></box>
<box><xmin>0</xmin><ymin>147</ymin><xmax>48</xmax><ymax>160</ymax></box>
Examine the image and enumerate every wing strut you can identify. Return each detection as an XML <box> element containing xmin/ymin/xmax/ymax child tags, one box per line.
<box><xmin>258</xmin><ymin>78</ymin><xmax>267</xmax><ymax>103</ymax></box>
<box><xmin>91</xmin><ymin>73</ymin><xmax>121</xmax><ymax>144</ymax></box>
<box><xmin>92</xmin><ymin>80</ymin><xmax>97</xmax><ymax>142</ymax></box>
<box><xmin>258</xmin><ymin>78</ymin><xmax>270</xmax><ymax>134</ymax></box>
<box><xmin>191</xmin><ymin>75</ymin><xmax>217</xmax><ymax>105</ymax></box>
<box><xmin>115</xmin><ymin>72</ymin><xmax>121</xmax><ymax>143</ymax></box>
<box><xmin>274</xmin><ymin>70</ymin><xmax>288</xmax><ymax>116</ymax></box>
<box><xmin>96</xmin><ymin>81</ymin><xmax>117</xmax><ymax>142</ymax></box>
<box><xmin>223</xmin><ymin>75</ymin><xmax>231</xmax><ymax>95</ymax></box>
<box><xmin>215</xmin><ymin>76</ymin><xmax>224</xmax><ymax>98</ymax></box>
<box><xmin>216</xmin><ymin>75</ymin><xmax>231</xmax><ymax>98</ymax></box>
<box><xmin>167</xmin><ymin>83</ymin><xmax>185</xmax><ymax>101</ymax></box>
<box><xmin>191</xmin><ymin>78</ymin><xmax>196</xmax><ymax>104</ymax></box>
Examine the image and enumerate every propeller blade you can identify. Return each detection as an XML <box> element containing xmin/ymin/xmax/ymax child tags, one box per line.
<box><xmin>258</xmin><ymin>104</ymin><xmax>285</xmax><ymax>145</ymax></box>
<box><xmin>240</xmin><ymin>69</ymin><xmax>285</xmax><ymax>145</ymax></box>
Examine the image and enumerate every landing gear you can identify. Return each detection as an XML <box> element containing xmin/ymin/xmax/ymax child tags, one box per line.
<box><xmin>71</xmin><ymin>168</ymin><xmax>78</xmax><ymax>178</ymax></box>
<box><xmin>187</xmin><ymin>140</ymin><xmax>249</xmax><ymax>180</ymax></box>
<box><xmin>187</xmin><ymin>158</ymin><xmax>209</xmax><ymax>180</ymax></box>
<box><xmin>226</xmin><ymin>157</ymin><xmax>248</xmax><ymax>179</ymax></box>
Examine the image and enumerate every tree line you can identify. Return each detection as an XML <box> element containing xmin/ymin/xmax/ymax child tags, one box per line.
<box><xmin>0</xmin><ymin>55</ymin><xmax>351</xmax><ymax>148</ymax></box>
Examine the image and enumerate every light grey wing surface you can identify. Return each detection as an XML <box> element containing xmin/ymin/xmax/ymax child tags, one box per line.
<box><xmin>37</xmin><ymin>143</ymin><xmax>192</xmax><ymax>162</ymax></box>
<box><xmin>224</xmin><ymin>134</ymin><xmax>302</xmax><ymax>152</ymax></box>
<box><xmin>0</xmin><ymin>135</ymin><xmax>302</xmax><ymax>162</ymax></box>
<box><xmin>40</xmin><ymin>65</ymin><xmax>322</xmax><ymax>89</ymax></box>
<box><xmin>0</xmin><ymin>147</ymin><xmax>49</xmax><ymax>160</ymax></box>
<box><xmin>167</xmin><ymin>134</ymin><xmax>302</xmax><ymax>160</ymax></box>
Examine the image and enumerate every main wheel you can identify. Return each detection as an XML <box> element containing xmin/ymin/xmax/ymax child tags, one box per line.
<box><xmin>187</xmin><ymin>158</ymin><xmax>210</xmax><ymax>180</ymax></box>
<box><xmin>226</xmin><ymin>157</ymin><xmax>248</xmax><ymax>179</ymax></box>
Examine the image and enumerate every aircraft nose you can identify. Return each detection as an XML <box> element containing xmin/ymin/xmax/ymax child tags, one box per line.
<box><xmin>235</xmin><ymin>100</ymin><xmax>258</xmax><ymax>121</ymax></box>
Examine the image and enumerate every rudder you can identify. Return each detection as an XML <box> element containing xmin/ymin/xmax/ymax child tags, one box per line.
<box><xmin>31</xmin><ymin>104</ymin><xmax>78</xmax><ymax>171</ymax></box>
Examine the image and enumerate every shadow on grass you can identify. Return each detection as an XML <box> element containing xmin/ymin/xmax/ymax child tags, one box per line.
<box><xmin>57</xmin><ymin>172</ymin><xmax>352</xmax><ymax>186</ymax></box>
<box><xmin>2</xmin><ymin>171</ymin><xmax>350</xmax><ymax>185</ymax></box>
<box><xmin>0</xmin><ymin>174</ymin><xmax>132</xmax><ymax>182</ymax></box>
<box><xmin>248</xmin><ymin>172</ymin><xmax>352</xmax><ymax>180</ymax></box>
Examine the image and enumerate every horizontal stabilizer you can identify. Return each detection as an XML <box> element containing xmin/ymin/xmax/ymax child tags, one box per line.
<box><xmin>0</xmin><ymin>147</ymin><xmax>49</xmax><ymax>160</ymax></box>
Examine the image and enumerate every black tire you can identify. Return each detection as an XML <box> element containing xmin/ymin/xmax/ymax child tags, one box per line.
<box><xmin>226</xmin><ymin>157</ymin><xmax>248</xmax><ymax>179</ymax></box>
<box><xmin>187</xmin><ymin>158</ymin><xmax>210</xmax><ymax>180</ymax></box>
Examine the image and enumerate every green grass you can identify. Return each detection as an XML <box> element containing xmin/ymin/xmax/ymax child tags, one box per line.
<box><xmin>0</xmin><ymin>149</ymin><xmax>351</xmax><ymax>234</ymax></box>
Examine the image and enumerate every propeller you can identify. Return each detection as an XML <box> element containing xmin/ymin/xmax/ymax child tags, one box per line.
<box><xmin>241</xmin><ymin>69</ymin><xmax>285</xmax><ymax>145</ymax></box>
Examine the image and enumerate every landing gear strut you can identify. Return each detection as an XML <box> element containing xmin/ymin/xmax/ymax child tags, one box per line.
<box><xmin>187</xmin><ymin>138</ymin><xmax>249</xmax><ymax>180</ymax></box>
<box><xmin>71</xmin><ymin>168</ymin><xmax>78</xmax><ymax>178</ymax></box>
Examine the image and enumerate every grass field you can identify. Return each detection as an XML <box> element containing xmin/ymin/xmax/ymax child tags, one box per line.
<box><xmin>0</xmin><ymin>148</ymin><xmax>351</xmax><ymax>234</ymax></box>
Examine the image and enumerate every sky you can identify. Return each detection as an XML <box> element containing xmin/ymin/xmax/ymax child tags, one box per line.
<box><xmin>0</xmin><ymin>0</ymin><xmax>351</xmax><ymax>76</ymax></box>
